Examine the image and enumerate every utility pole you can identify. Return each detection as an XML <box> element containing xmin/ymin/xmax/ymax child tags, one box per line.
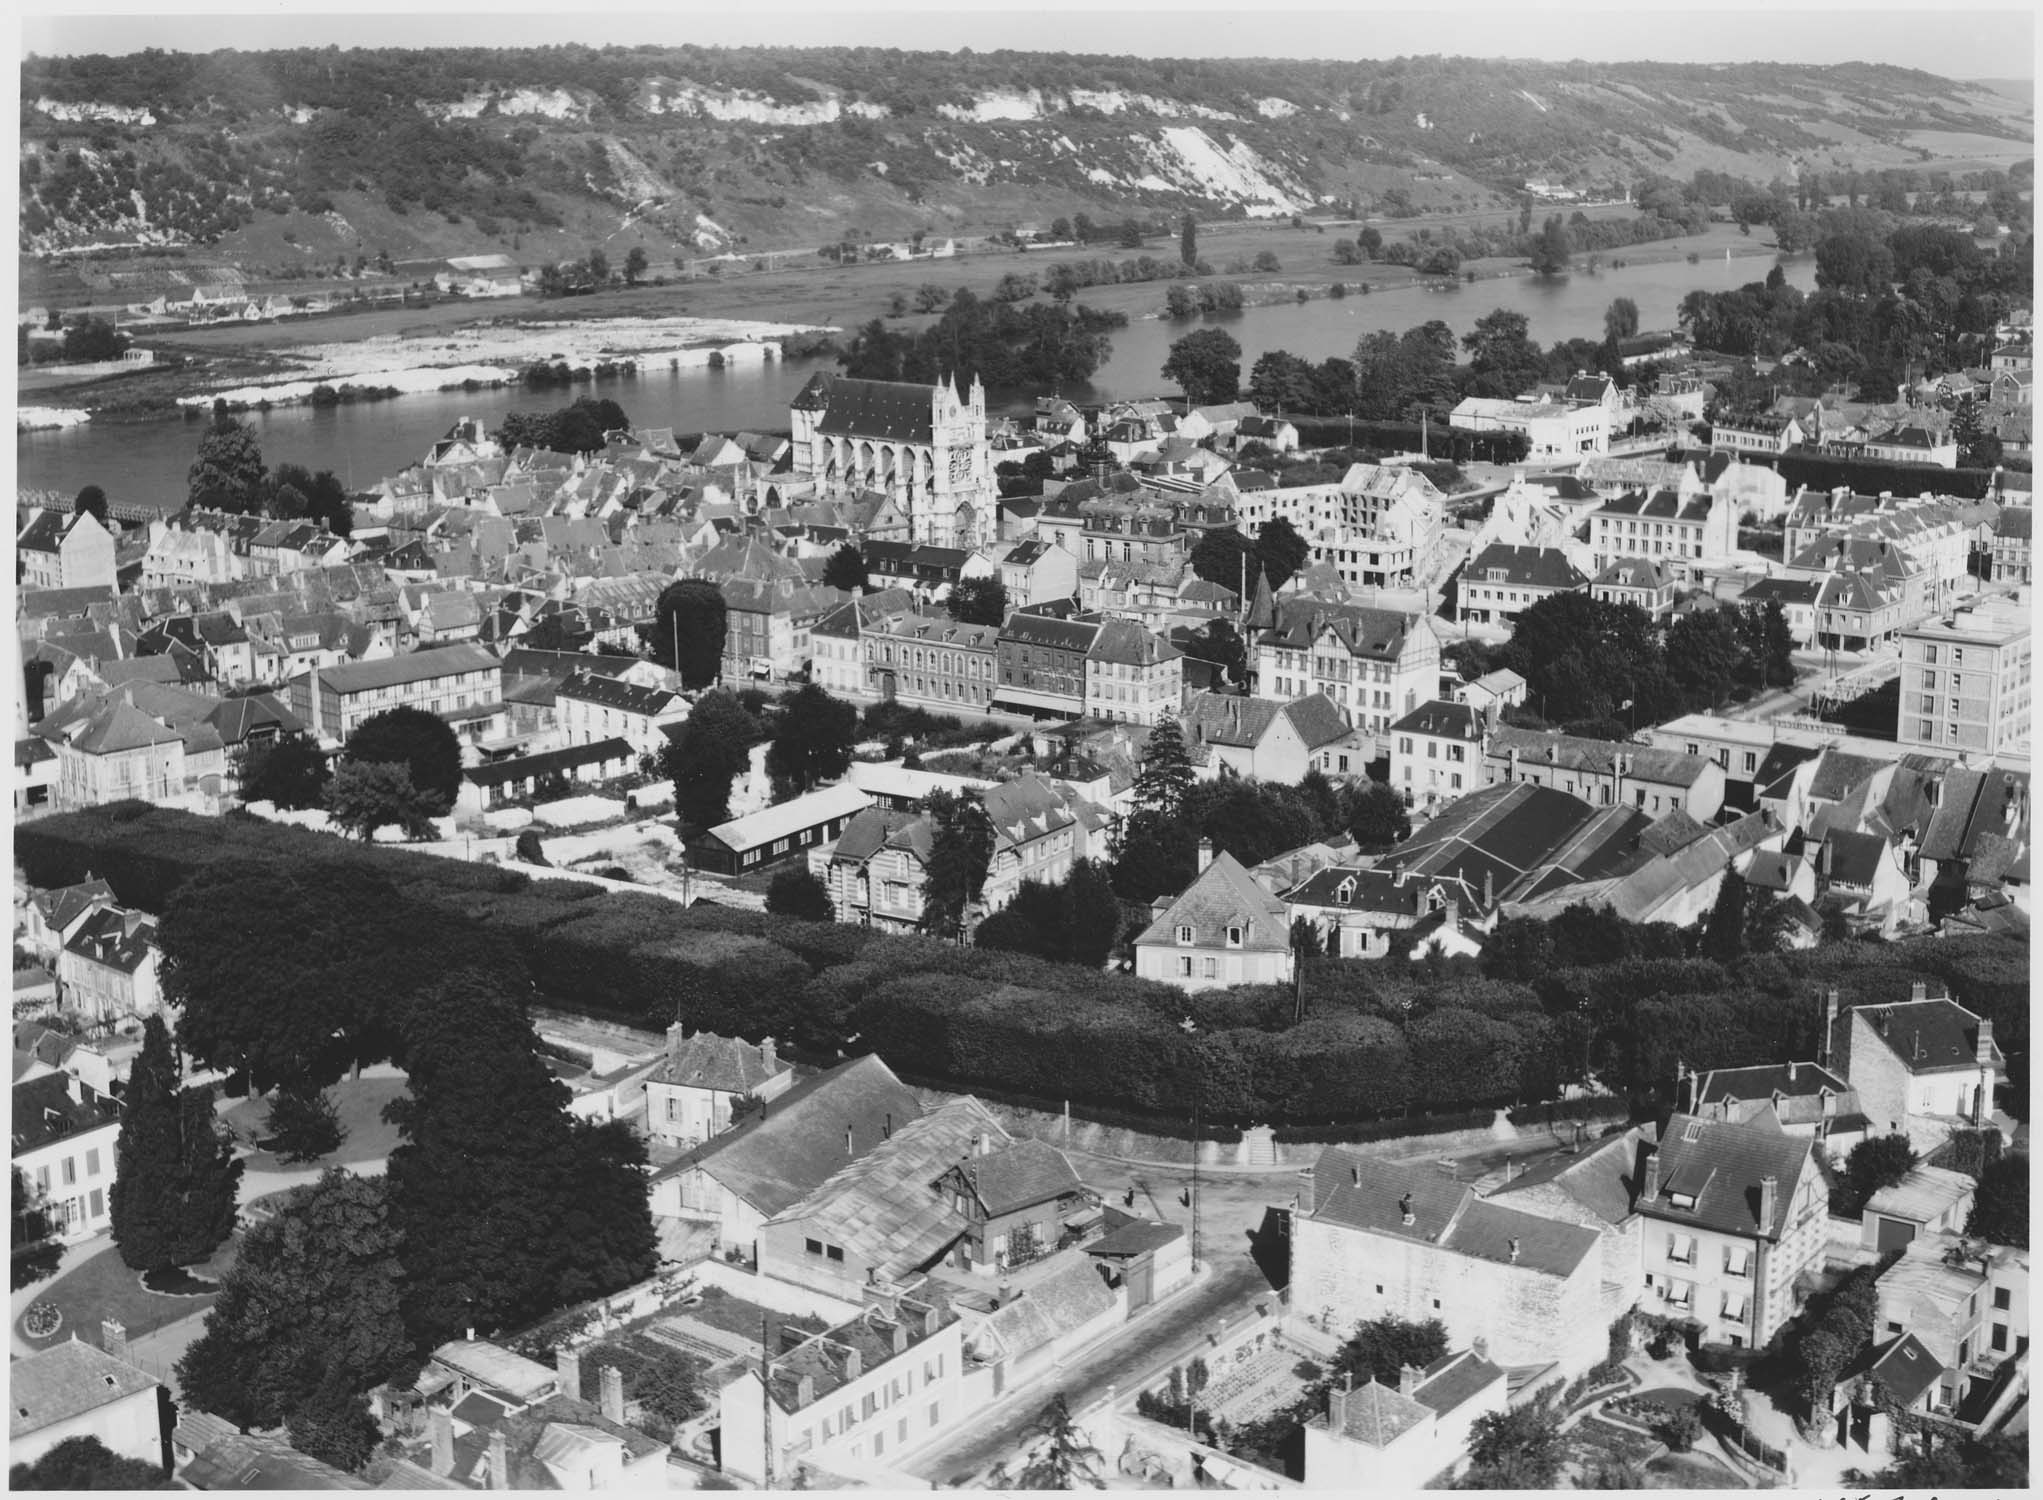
<box><xmin>760</xmin><ymin>1314</ymin><xmax>772</xmax><ymax>1490</ymax></box>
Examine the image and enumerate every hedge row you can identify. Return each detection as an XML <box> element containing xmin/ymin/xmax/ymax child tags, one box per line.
<box><xmin>20</xmin><ymin>806</ymin><xmax>2029</xmax><ymax>1131</ymax></box>
<box><xmin>1767</xmin><ymin>449</ymin><xmax>2002</xmax><ymax>501</ymax></box>
<box><xmin>1273</xmin><ymin>1109</ymin><xmax>1495</xmax><ymax>1145</ymax></box>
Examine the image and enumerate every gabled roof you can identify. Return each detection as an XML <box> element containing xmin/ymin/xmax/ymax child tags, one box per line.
<box><xmin>1489</xmin><ymin>726</ymin><xmax>1713</xmax><ymax>788</ymax></box>
<box><xmin>63</xmin><ymin>907</ymin><xmax>156</xmax><ymax>974</ymax></box>
<box><xmin>1865</xmin><ymin>1166</ymin><xmax>1976</xmax><ymax>1227</ymax></box>
<box><xmin>699</xmin><ymin>784</ymin><xmax>872</xmax><ymax>856</ymax></box>
<box><xmin>1320</xmin><ymin>1379</ymin><xmax>1430</xmax><ymax>1448</ymax></box>
<box><xmin>9</xmin><ymin>1338</ymin><xmax>159</xmax><ymax>1439</ymax></box>
<box><xmin>950</xmin><ymin>1138</ymin><xmax>1083</xmax><ymax>1217</ymax></box>
<box><xmin>1136</xmin><ymin>850</ymin><xmax>1293</xmax><ymax>951</ymax></box>
<box><xmin>807</xmin><ymin>375</ymin><xmax>944</xmax><ymax>444</ymax></box>
<box><xmin>1307</xmin><ymin>1147</ymin><xmax>1598</xmax><ymax>1277</ymax></box>
<box><xmin>309</xmin><ymin>642</ymin><xmax>499</xmax><ymax>695</ymax></box>
<box><xmin>1866</xmin><ymin>1333</ymin><xmax>1946</xmax><ymax>1409</ymax></box>
<box><xmin>772</xmin><ymin>1096</ymin><xmax>1008</xmax><ymax>1280</ymax></box>
<box><xmin>1639</xmin><ymin>1113</ymin><xmax>1813</xmax><ymax>1241</ymax></box>
<box><xmin>661</xmin><ymin>1055</ymin><xmax>924</xmax><ymax>1217</ymax></box>
<box><xmin>12</xmin><ymin>1072</ymin><xmax>120</xmax><ymax>1155</ymax></box>
<box><xmin>1823</xmin><ymin>828</ymin><xmax>1888</xmax><ymax>889</ymax></box>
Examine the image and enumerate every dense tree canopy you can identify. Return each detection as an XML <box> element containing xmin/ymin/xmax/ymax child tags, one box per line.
<box><xmin>187</xmin><ymin>406</ymin><xmax>268</xmax><ymax>512</ymax></box>
<box><xmin>324</xmin><ymin>758</ymin><xmax>442</xmax><ymax>843</ymax></box>
<box><xmin>175</xmin><ymin>1169</ymin><xmax>411</xmax><ymax>1433</ymax></box>
<box><xmin>10</xmin><ymin>1437</ymin><xmax>168</xmax><ymax>1491</ymax></box>
<box><xmin>838</xmin><ymin>291</ymin><xmax>1125</xmax><ymax>388</ymax></box>
<box><xmin>495</xmin><ymin>396</ymin><xmax>630</xmax><ymax>455</ymax></box>
<box><xmin>110</xmin><ymin>1016</ymin><xmax>241</xmax><ymax>1272</ymax></box>
<box><xmin>1162</xmin><ymin>327</ymin><xmax>1244</xmax><ymax>406</ymax></box>
<box><xmin>235</xmin><ymin>734</ymin><xmax>330</xmax><ymax>810</ymax></box>
<box><xmin>342</xmin><ymin>706</ymin><xmax>462</xmax><ymax>810</ymax></box>
<box><xmin>652</xmin><ymin>578</ymin><xmax>727</xmax><ymax>689</ymax></box>
<box><xmin>947</xmin><ymin>576</ymin><xmax>1010</xmax><ymax>627</ymax></box>
<box><xmin>662</xmin><ymin>688</ymin><xmax>757</xmax><ymax>829</ymax></box>
<box><xmin>765</xmin><ymin>684</ymin><xmax>857</xmax><ymax>798</ymax></box>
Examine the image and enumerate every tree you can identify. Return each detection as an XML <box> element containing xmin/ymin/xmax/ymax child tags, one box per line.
<box><xmin>1702</xmin><ymin>872</ymin><xmax>1748</xmax><ymax>961</ymax></box>
<box><xmin>766</xmin><ymin>684</ymin><xmax>857</xmax><ymax>797</ymax></box>
<box><xmin>1345</xmin><ymin>781</ymin><xmax>1410</xmax><ymax>849</ymax></box>
<box><xmin>73</xmin><ymin>485</ymin><xmax>108</xmax><ymax>524</ymax></box>
<box><xmin>586</xmin><ymin>248</ymin><xmax>610</xmax><ymax>287</ymax></box>
<box><xmin>175</xmin><ymin>1169</ymin><xmax>410</xmax><ymax>1433</ymax></box>
<box><xmin>1665</xmin><ymin>610</ymin><xmax>1746</xmax><ymax>711</ymax></box>
<box><xmin>823</xmin><ymin>543</ymin><xmax>868</xmax><ymax>593</ymax></box>
<box><xmin>324</xmin><ymin>759</ymin><xmax>442</xmax><ymax>843</ymax></box>
<box><xmin>1162</xmin><ymin>328</ymin><xmax>1244</xmax><ymax>406</ymax></box>
<box><xmin>1965</xmin><ymin>1152</ymin><xmax>2028</xmax><ymax>1247</ymax></box>
<box><xmin>1175</xmin><ymin>618</ymin><xmax>1248</xmax><ymax>689</ymax></box>
<box><xmin>1180</xmin><ymin>213</ymin><xmax>1198</xmax><ymax>267</ymax></box>
<box><xmin>11</xmin><ymin>1168</ymin><xmax>60</xmax><ymax>1289</ymax></box>
<box><xmin>1604</xmin><ymin>297</ymin><xmax>1640</xmax><ymax>342</ymax></box>
<box><xmin>1256</xmin><ymin>518</ymin><xmax>1310</xmax><ymax>590</ymax></box>
<box><xmin>1327</xmin><ymin>1315</ymin><xmax>1449</xmax><ymax>1389</ymax></box>
<box><xmin>1117</xmin><ymin>219</ymin><xmax>1144</xmax><ymax>250</ymax></box>
<box><xmin>1017</xmin><ymin>1394</ymin><xmax>1104</xmax><ymax>1489</ymax></box>
<box><xmin>922</xmin><ymin>791</ymin><xmax>995</xmax><ymax>938</ymax></box>
<box><xmin>652</xmin><ymin>579</ymin><xmax>727</xmax><ymax>688</ymax></box>
<box><xmin>1188</xmin><ymin>527</ymin><xmax>1260</xmax><ymax>596</ymax></box>
<box><xmin>286</xmin><ymin>1378</ymin><xmax>382</xmax><ymax>1474</ymax></box>
<box><xmin>1134</xmin><ymin>717</ymin><xmax>1195</xmax><ymax>819</ymax></box>
<box><xmin>264</xmin><ymin>1082</ymin><xmax>344</xmax><ymax>1163</ymax></box>
<box><xmin>1332</xmin><ymin>238</ymin><xmax>1364</xmax><ymax>266</ymax></box>
<box><xmin>62</xmin><ymin>315</ymin><xmax>127</xmax><ymax>363</ymax></box>
<box><xmin>111</xmin><ymin>1016</ymin><xmax>241</xmax><ymax>1272</ymax></box>
<box><xmin>234</xmin><ymin>734</ymin><xmax>330</xmax><ymax>810</ymax></box>
<box><xmin>1252</xmin><ymin>249</ymin><xmax>1282</xmax><ymax>273</ymax></box>
<box><xmin>9</xmin><ymin>1436</ymin><xmax>167</xmax><ymax>1490</ymax></box>
<box><xmin>385</xmin><ymin>971</ymin><xmax>656</xmax><ymax>1347</ymax></box>
<box><xmin>662</xmin><ymin>689</ymin><xmax>756</xmax><ymax>829</ymax></box>
<box><xmin>268</xmin><ymin>463</ymin><xmax>354</xmax><ymax>536</ymax></box>
<box><xmin>1111</xmin><ymin>807</ymin><xmax>1199</xmax><ymax>901</ymax></box>
<box><xmin>188</xmin><ymin>404</ymin><xmax>267</xmax><ymax>512</ymax></box>
<box><xmin>1836</xmin><ymin>1134</ymin><xmax>1919</xmax><ymax>1219</ymax></box>
<box><xmin>342</xmin><ymin>706</ymin><xmax>461</xmax><ymax>810</ymax></box>
<box><xmin>1528</xmin><ymin>215</ymin><xmax>1573</xmax><ymax>276</ymax></box>
<box><xmin>623</xmin><ymin>246</ymin><xmax>648</xmax><ymax>285</ymax></box>
<box><xmin>766</xmin><ymin>867</ymin><xmax>834</xmax><ymax>921</ymax></box>
<box><xmin>947</xmin><ymin>576</ymin><xmax>1010</xmax><ymax>627</ymax></box>
<box><xmin>1464</xmin><ymin>1391</ymin><xmax>1564</xmax><ymax>1487</ymax></box>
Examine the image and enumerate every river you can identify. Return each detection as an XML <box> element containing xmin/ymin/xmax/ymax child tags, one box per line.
<box><xmin>18</xmin><ymin>252</ymin><xmax>1815</xmax><ymax>511</ymax></box>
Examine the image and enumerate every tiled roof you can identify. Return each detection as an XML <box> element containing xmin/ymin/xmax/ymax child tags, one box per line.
<box><xmin>1854</xmin><ymin>998</ymin><xmax>2000</xmax><ymax>1075</ymax></box>
<box><xmin>971</xmin><ymin>1257</ymin><xmax>1117</xmax><ymax>1362</ymax></box>
<box><xmin>662</xmin><ymin>1055</ymin><xmax>924</xmax><ymax>1217</ymax></box>
<box><xmin>1388</xmin><ymin>700</ymin><xmax>1481</xmax><ymax>741</ymax></box>
<box><xmin>1282</xmin><ymin>693</ymin><xmax>1355</xmax><ymax>750</ymax></box>
<box><xmin>1307</xmin><ymin>1147</ymin><xmax>1598</xmax><ymax>1277</ymax></box>
<box><xmin>1593</xmin><ymin>557</ymin><xmax>1671</xmax><ymax>590</ymax></box>
<box><xmin>8</xmin><ymin>1338</ymin><xmax>158</xmax><ymax>1439</ymax></box>
<box><xmin>953</xmin><ymin>1138</ymin><xmax>1083</xmax><ymax>1217</ymax></box>
<box><xmin>1182</xmin><ymin>692</ymin><xmax>1280</xmax><ymax>749</ymax></box>
<box><xmin>829</xmin><ymin>806</ymin><xmax>932</xmax><ymax>867</ymax></box>
<box><xmin>556</xmin><ymin>670</ymin><xmax>682</xmax><ymax>716</ymax></box>
<box><xmin>310</xmin><ymin>642</ymin><xmax>499</xmax><ymax>695</ymax></box>
<box><xmin>1136</xmin><ymin>851</ymin><xmax>1290</xmax><ymax>950</ymax></box>
<box><xmin>1639</xmin><ymin>1113</ymin><xmax>1813</xmax><ymax>1240</ymax></box>
<box><xmin>1489</xmin><ymin>726</ymin><xmax>1713</xmax><ymax>788</ymax></box>
<box><xmin>1000</xmin><ymin>611</ymin><xmax>1102</xmax><ymax>653</ymax></box>
<box><xmin>1866</xmin><ymin>1333</ymin><xmax>1945</xmax><ymax>1409</ymax></box>
<box><xmin>810</xmin><ymin>376</ymin><xmax>942</xmax><ymax>444</ymax></box>
<box><xmin>1695</xmin><ymin>1061</ymin><xmax>1847</xmax><ymax>1108</ymax></box>
<box><xmin>774</xmin><ymin>1096</ymin><xmax>1008</xmax><ymax>1281</ymax></box>
<box><xmin>1087</xmin><ymin>617</ymin><xmax>1180</xmax><ymax>667</ymax></box>
<box><xmin>1412</xmin><ymin>1349</ymin><xmax>1506</xmax><ymax>1416</ymax></box>
<box><xmin>63</xmin><ymin>907</ymin><xmax>156</xmax><ymax>974</ymax></box>
<box><xmin>1394</xmin><ymin>781</ymin><xmax>1653</xmax><ymax>913</ymax></box>
<box><xmin>1322</xmin><ymin>1379</ymin><xmax>1430</xmax><ymax>1448</ymax></box>
<box><xmin>465</xmin><ymin>738</ymin><xmax>633</xmax><ymax>788</ymax></box>
<box><xmin>655</xmin><ymin>1031</ymin><xmax>788</xmax><ymax>1095</ymax></box>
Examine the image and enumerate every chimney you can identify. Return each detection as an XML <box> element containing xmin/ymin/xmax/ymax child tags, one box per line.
<box><xmin>1297</xmin><ymin>1167</ymin><xmax>1316</xmax><ymax>1216</ymax></box>
<box><xmin>1329</xmin><ymin>1374</ymin><xmax>1353</xmax><ymax>1430</ymax></box>
<box><xmin>1642</xmin><ymin>1145</ymin><xmax>1660</xmax><ymax>1202</ymax></box>
<box><xmin>1758</xmin><ymin>1174</ymin><xmax>1778</xmax><ymax>1233</ymax></box>
<box><xmin>1399</xmin><ymin>1364</ymin><xmax>1421</xmax><ymax>1397</ymax></box>
<box><xmin>1911</xmin><ymin>981</ymin><xmax>1927</xmax><ymax>1002</ymax></box>
<box><xmin>795</xmin><ymin>1373</ymin><xmax>816</xmax><ymax>1408</ymax></box>
<box><xmin>1976</xmin><ymin>1019</ymin><xmax>1994</xmax><ymax>1067</ymax></box>
<box><xmin>487</xmin><ymin>1430</ymin><xmax>509</xmax><ymax>1490</ymax></box>
<box><xmin>599</xmin><ymin>1365</ymin><xmax>625</xmax><ymax>1424</ymax></box>
<box><xmin>99</xmin><ymin>1318</ymin><xmax>128</xmax><ymax>1364</ymax></box>
<box><xmin>1788</xmin><ymin>1060</ymin><xmax>1799</xmax><ymax>1084</ymax></box>
<box><xmin>846</xmin><ymin>1126</ymin><xmax>855</xmax><ymax>1158</ymax></box>
<box><xmin>1197</xmin><ymin>837</ymin><xmax>1214</xmax><ymax>874</ymax></box>
<box><xmin>666</xmin><ymin>1019</ymin><xmax>686</xmax><ymax>1065</ymax></box>
<box><xmin>922</xmin><ymin>1303</ymin><xmax>943</xmax><ymax>1337</ymax></box>
<box><xmin>1399</xmin><ymin>1193</ymin><xmax>1414</xmax><ymax>1226</ymax></box>
<box><xmin>1473</xmin><ymin>1337</ymin><xmax>1488</xmax><ymax>1362</ymax></box>
<box><xmin>1823</xmin><ymin>989</ymin><xmax>1839</xmax><ymax>1067</ymax></box>
<box><xmin>1819</xmin><ymin>840</ymin><xmax>1833</xmax><ymax>879</ymax></box>
<box><xmin>761</xmin><ymin>1035</ymin><xmax>778</xmax><ymax>1074</ymax></box>
<box><xmin>556</xmin><ymin>1346</ymin><xmax>582</xmax><ymax>1404</ymax></box>
<box><xmin>1508</xmin><ymin>1237</ymin><xmax>1521</xmax><ymax>1264</ymax></box>
<box><xmin>1483</xmin><ymin>869</ymin><xmax>1494</xmax><ymax>909</ymax></box>
<box><xmin>975</xmin><ymin>1130</ymin><xmax>993</xmax><ymax>1157</ymax></box>
<box><xmin>892</xmin><ymin>1323</ymin><xmax>910</xmax><ymax>1355</ymax></box>
<box><xmin>843</xmin><ymin>1346</ymin><xmax>862</xmax><ymax>1380</ymax></box>
<box><xmin>429</xmin><ymin>1410</ymin><xmax>455</xmax><ymax>1477</ymax></box>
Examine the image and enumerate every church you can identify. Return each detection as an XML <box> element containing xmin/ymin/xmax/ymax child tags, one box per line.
<box><xmin>789</xmin><ymin>372</ymin><xmax>995</xmax><ymax>548</ymax></box>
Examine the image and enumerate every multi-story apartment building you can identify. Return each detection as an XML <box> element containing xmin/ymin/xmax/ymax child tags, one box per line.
<box><xmin>1229</xmin><ymin>463</ymin><xmax>1445</xmax><ymax>590</ymax></box>
<box><xmin>1989</xmin><ymin>507</ymin><xmax>2031</xmax><ymax>585</ymax></box>
<box><xmin>1587</xmin><ymin>485</ymin><xmax>1737</xmax><ymax>579</ymax></box>
<box><xmin>16</xmin><ymin>508</ymin><xmax>117</xmax><ymax>593</ymax></box>
<box><xmin>57</xmin><ymin>907</ymin><xmax>161</xmax><ymax>1030</ymax></box>
<box><xmin>1895</xmin><ymin>594</ymin><xmax>2032</xmax><ymax>755</ymax></box>
<box><xmin>1486</xmin><ymin>726</ymin><xmax>1725</xmax><ymax>821</ymax></box>
<box><xmin>12</xmin><ymin>1073</ymin><xmax>121</xmax><ymax>1243</ymax></box>
<box><xmin>1254</xmin><ymin>602</ymin><xmax>1438</xmax><ymax>740</ymax></box>
<box><xmin>555</xmin><ymin>669</ymin><xmax>688</xmax><ymax>758</ymax></box>
<box><xmin>288</xmin><ymin>642</ymin><xmax>503</xmax><ymax>748</ymax></box>
<box><xmin>1083</xmin><ymin>619</ymin><xmax>1183</xmax><ymax>727</ymax></box>
<box><xmin>1388</xmin><ymin>700</ymin><xmax>1485</xmax><ymax>813</ymax></box>
<box><xmin>1841</xmin><ymin>988</ymin><xmax>2003</xmax><ymax>1150</ymax></box>
<box><xmin>1456</xmin><ymin>544</ymin><xmax>1589</xmax><ymax>629</ymax></box>
<box><xmin>863</xmin><ymin>612</ymin><xmax>1001</xmax><ymax>714</ymax></box>
<box><xmin>994</xmin><ymin>611</ymin><xmax>1101</xmax><ymax>718</ymax></box>
<box><xmin>1635</xmin><ymin>1114</ymin><xmax>1827</xmax><ymax>1350</ymax></box>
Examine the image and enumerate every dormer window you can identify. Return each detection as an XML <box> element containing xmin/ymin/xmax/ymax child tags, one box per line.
<box><xmin>1336</xmin><ymin>878</ymin><xmax>1356</xmax><ymax>905</ymax></box>
<box><xmin>1175</xmin><ymin>925</ymin><xmax>1195</xmax><ymax>946</ymax></box>
<box><xmin>1226</xmin><ymin>926</ymin><xmax>1244</xmax><ymax>948</ymax></box>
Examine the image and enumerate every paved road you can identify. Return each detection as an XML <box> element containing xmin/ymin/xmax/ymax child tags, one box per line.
<box><xmin>900</xmin><ymin>1258</ymin><xmax>1276</xmax><ymax>1485</ymax></box>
